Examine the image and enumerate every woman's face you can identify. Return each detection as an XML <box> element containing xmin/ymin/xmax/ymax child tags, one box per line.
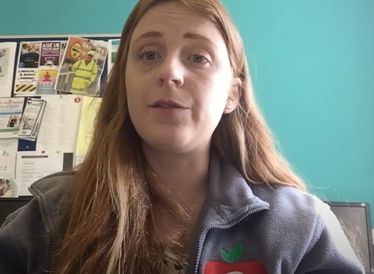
<box><xmin>125</xmin><ymin>2</ymin><xmax>238</xmax><ymax>154</ymax></box>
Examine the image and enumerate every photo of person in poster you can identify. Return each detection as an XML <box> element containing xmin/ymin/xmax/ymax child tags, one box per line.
<box><xmin>70</xmin><ymin>50</ymin><xmax>98</xmax><ymax>94</ymax></box>
<box><xmin>6</xmin><ymin>115</ymin><xmax>20</xmax><ymax>128</ymax></box>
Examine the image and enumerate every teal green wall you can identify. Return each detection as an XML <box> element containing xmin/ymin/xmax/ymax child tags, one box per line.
<box><xmin>1</xmin><ymin>0</ymin><xmax>373</xmax><ymax>218</ymax></box>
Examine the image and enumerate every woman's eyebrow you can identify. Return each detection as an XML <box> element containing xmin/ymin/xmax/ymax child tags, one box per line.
<box><xmin>133</xmin><ymin>31</ymin><xmax>163</xmax><ymax>45</ymax></box>
<box><xmin>132</xmin><ymin>30</ymin><xmax>218</xmax><ymax>48</ymax></box>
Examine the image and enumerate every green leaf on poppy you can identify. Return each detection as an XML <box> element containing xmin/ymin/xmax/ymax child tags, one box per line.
<box><xmin>230</xmin><ymin>243</ymin><xmax>243</xmax><ymax>262</ymax></box>
<box><xmin>221</xmin><ymin>249</ymin><xmax>231</xmax><ymax>262</ymax></box>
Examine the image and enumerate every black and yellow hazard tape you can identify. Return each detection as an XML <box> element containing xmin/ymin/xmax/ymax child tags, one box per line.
<box><xmin>16</xmin><ymin>84</ymin><xmax>36</xmax><ymax>92</ymax></box>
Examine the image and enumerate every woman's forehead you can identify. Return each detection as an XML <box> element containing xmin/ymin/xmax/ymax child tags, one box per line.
<box><xmin>130</xmin><ymin>2</ymin><xmax>223</xmax><ymax>46</ymax></box>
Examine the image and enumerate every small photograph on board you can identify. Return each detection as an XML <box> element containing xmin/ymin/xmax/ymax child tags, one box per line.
<box><xmin>55</xmin><ymin>36</ymin><xmax>108</xmax><ymax>97</ymax></box>
<box><xmin>0</xmin><ymin>178</ymin><xmax>18</xmax><ymax>198</ymax></box>
<box><xmin>6</xmin><ymin>115</ymin><xmax>20</xmax><ymax>128</ymax></box>
<box><xmin>19</xmin><ymin>42</ymin><xmax>41</xmax><ymax>68</ymax></box>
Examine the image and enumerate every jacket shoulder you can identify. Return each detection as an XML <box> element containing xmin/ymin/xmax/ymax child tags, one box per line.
<box><xmin>250</xmin><ymin>184</ymin><xmax>327</xmax><ymax>258</ymax></box>
<box><xmin>29</xmin><ymin>171</ymin><xmax>75</xmax><ymax>227</ymax></box>
<box><xmin>30</xmin><ymin>170</ymin><xmax>75</xmax><ymax>195</ymax></box>
<box><xmin>0</xmin><ymin>171</ymin><xmax>76</xmax><ymax>273</ymax></box>
<box><xmin>2</xmin><ymin>171</ymin><xmax>75</xmax><ymax>231</ymax></box>
<box><xmin>250</xmin><ymin>184</ymin><xmax>363</xmax><ymax>272</ymax></box>
<box><xmin>252</xmin><ymin>184</ymin><xmax>326</xmax><ymax>219</ymax></box>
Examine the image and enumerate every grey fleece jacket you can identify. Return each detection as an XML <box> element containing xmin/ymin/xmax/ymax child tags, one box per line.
<box><xmin>0</xmin><ymin>156</ymin><xmax>364</xmax><ymax>274</ymax></box>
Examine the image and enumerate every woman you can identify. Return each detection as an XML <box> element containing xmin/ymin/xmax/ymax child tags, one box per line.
<box><xmin>0</xmin><ymin>0</ymin><xmax>364</xmax><ymax>273</ymax></box>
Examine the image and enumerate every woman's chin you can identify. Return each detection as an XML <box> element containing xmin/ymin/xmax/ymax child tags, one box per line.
<box><xmin>142</xmin><ymin>136</ymin><xmax>191</xmax><ymax>154</ymax></box>
<box><xmin>137</xmin><ymin>126</ymin><xmax>196</xmax><ymax>153</ymax></box>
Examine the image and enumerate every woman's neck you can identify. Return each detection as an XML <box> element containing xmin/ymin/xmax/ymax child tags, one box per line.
<box><xmin>142</xmin><ymin>143</ymin><xmax>210</xmax><ymax>259</ymax></box>
<box><xmin>142</xmin><ymin>143</ymin><xmax>210</xmax><ymax>207</ymax></box>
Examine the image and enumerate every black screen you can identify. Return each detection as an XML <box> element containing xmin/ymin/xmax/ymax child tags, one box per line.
<box><xmin>330</xmin><ymin>204</ymin><xmax>372</xmax><ymax>273</ymax></box>
<box><xmin>0</xmin><ymin>197</ymin><xmax>33</xmax><ymax>226</ymax></box>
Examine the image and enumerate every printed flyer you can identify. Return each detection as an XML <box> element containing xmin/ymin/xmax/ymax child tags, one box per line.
<box><xmin>14</xmin><ymin>41</ymin><xmax>66</xmax><ymax>96</ymax></box>
<box><xmin>0</xmin><ymin>97</ymin><xmax>25</xmax><ymax>138</ymax></box>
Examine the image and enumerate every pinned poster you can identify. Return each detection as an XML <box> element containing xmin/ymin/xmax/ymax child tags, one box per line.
<box><xmin>14</xmin><ymin>41</ymin><xmax>66</xmax><ymax>97</ymax></box>
<box><xmin>55</xmin><ymin>36</ymin><xmax>108</xmax><ymax>97</ymax></box>
<box><xmin>39</xmin><ymin>41</ymin><xmax>62</xmax><ymax>67</ymax></box>
<box><xmin>0</xmin><ymin>42</ymin><xmax>17</xmax><ymax>97</ymax></box>
<box><xmin>35</xmin><ymin>69</ymin><xmax>58</xmax><ymax>95</ymax></box>
<box><xmin>14</xmin><ymin>41</ymin><xmax>41</xmax><ymax>96</ymax></box>
<box><xmin>35</xmin><ymin>41</ymin><xmax>61</xmax><ymax>95</ymax></box>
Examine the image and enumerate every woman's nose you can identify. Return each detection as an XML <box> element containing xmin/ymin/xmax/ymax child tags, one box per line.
<box><xmin>157</xmin><ymin>57</ymin><xmax>184</xmax><ymax>88</ymax></box>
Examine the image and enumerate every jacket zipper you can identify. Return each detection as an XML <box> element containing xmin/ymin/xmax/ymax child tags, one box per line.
<box><xmin>193</xmin><ymin>205</ymin><xmax>269</xmax><ymax>274</ymax></box>
<box><xmin>30</xmin><ymin>188</ymin><xmax>52</xmax><ymax>273</ymax></box>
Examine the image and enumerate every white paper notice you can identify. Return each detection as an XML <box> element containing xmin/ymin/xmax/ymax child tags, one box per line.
<box><xmin>0</xmin><ymin>42</ymin><xmax>17</xmax><ymax>97</ymax></box>
<box><xmin>15</xmin><ymin>151</ymin><xmax>64</xmax><ymax>195</ymax></box>
<box><xmin>0</xmin><ymin>138</ymin><xmax>18</xmax><ymax>178</ymax></box>
<box><xmin>36</xmin><ymin>94</ymin><xmax>82</xmax><ymax>153</ymax></box>
<box><xmin>0</xmin><ymin>139</ymin><xmax>19</xmax><ymax>197</ymax></box>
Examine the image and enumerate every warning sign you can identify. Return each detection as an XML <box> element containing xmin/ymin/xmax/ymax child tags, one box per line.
<box><xmin>14</xmin><ymin>69</ymin><xmax>37</xmax><ymax>96</ymax></box>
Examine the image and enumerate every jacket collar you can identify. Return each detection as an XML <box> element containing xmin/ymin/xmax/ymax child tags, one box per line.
<box><xmin>28</xmin><ymin>156</ymin><xmax>270</xmax><ymax>231</ymax></box>
<box><xmin>196</xmin><ymin>154</ymin><xmax>270</xmax><ymax>230</ymax></box>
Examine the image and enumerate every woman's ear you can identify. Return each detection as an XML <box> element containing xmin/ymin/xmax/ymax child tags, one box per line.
<box><xmin>223</xmin><ymin>77</ymin><xmax>241</xmax><ymax>114</ymax></box>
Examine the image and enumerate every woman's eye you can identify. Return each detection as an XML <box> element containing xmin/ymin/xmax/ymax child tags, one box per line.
<box><xmin>190</xmin><ymin>54</ymin><xmax>208</xmax><ymax>64</ymax></box>
<box><xmin>139</xmin><ymin>51</ymin><xmax>158</xmax><ymax>60</ymax></box>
